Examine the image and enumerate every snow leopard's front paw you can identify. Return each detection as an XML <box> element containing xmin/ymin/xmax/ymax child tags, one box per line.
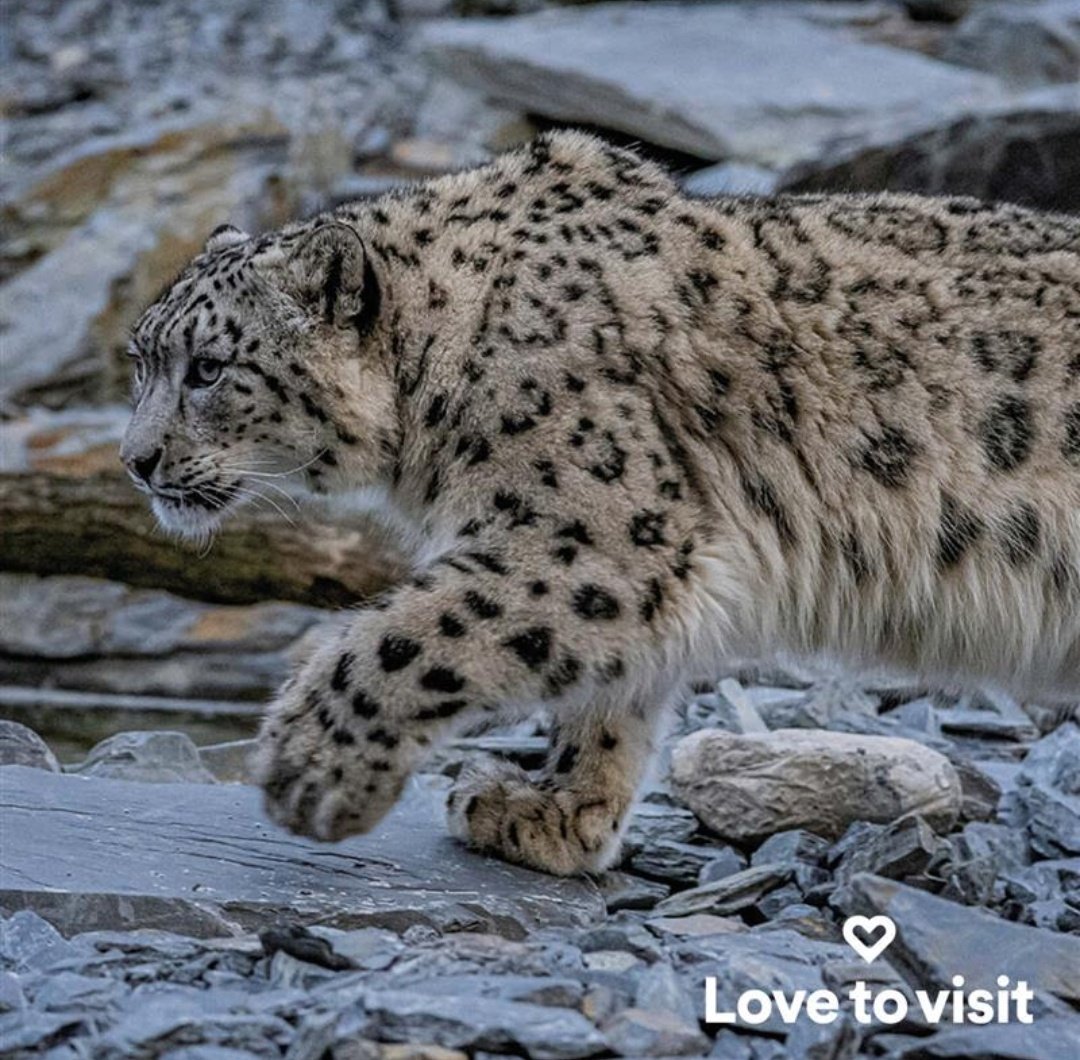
<box><xmin>446</xmin><ymin>756</ymin><xmax>623</xmax><ymax>876</ymax></box>
<box><xmin>252</xmin><ymin>652</ymin><xmax>409</xmax><ymax>842</ymax></box>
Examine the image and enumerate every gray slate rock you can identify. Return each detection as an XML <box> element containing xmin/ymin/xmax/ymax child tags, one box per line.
<box><xmin>1000</xmin><ymin>857</ymin><xmax>1080</xmax><ymax>932</ymax></box>
<box><xmin>952</xmin><ymin>758</ymin><xmax>1003</xmax><ymax>823</ymax></box>
<box><xmin>877</xmin><ymin>1016</ymin><xmax>1080</xmax><ymax>1058</ymax></box>
<box><xmin>0</xmin><ymin>910</ymin><xmax>77</xmax><ymax>972</ymax></box>
<box><xmin>0</xmin><ymin>1008</ymin><xmax>89</xmax><ymax>1055</ymax></box>
<box><xmin>0</xmin><ymin>767</ymin><xmax>604</xmax><ymax>937</ymax></box>
<box><xmin>623</xmin><ymin>801</ymin><xmax>700</xmax><ymax>851</ymax></box>
<box><xmin>709</xmin><ymin>1028</ymin><xmax>786</xmax><ymax>1059</ymax></box>
<box><xmin>634</xmin><ymin>960</ymin><xmax>698</xmax><ymax>1026</ymax></box>
<box><xmin>597</xmin><ymin>871</ymin><xmax>670</xmax><ymax>913</ymax></box>
<box><xmin>698</xmin><ymin>847</ymin><xmax>748</xmax><ymax>885</ymax></box>
<box><xmin>756</xmin><ymin>883</ymin><xmax>809</xmax><ymax>921</ymax></box>
<box><xmin>751</xmin><ymin>830</ymin><xmax>829</xmax><ymax>867</ymax></box>
<box><xmin>362</xmin><ymin>990</ymin><xmax>605</xmax><ymax>1059</ymax></box>
<box><xmin>628</xmin><ymin>840</ymin><xmax>726</xmax><ymax>886</ymax></box>
<box><xmin>0</xmin><ymin>971</ymin><xmax>24</xmax><ymax>1013</ymax></box>
<box><xmin>653</xmin><ymin>863</ymin><xmax>793</xmax><ymax>918</ymax></box>
<box><xmin>92</xmin><ymin>985</ymin><xmax>295</xmax><ymax>1058</ymax></box>
<box><xmin>938</xmin><ymin>822</ymin><xmax>1029</xmax><ymax>906</ymax></box>
<box><xmin>832</xmin><ymin>816</ymin><xmax>944</xmax><ymax>891</ymax></box>
<box><xmin>1013</xmin><ymin>722</ymin><xmax>1080</xmax><ymax>856</ymax></box>
<box><xmin>404</xmin><ymin>973</ymin><xmax>585</xmax><ymax>1009</ymax></box>
<box><xmin>0</xmin><ymin>720</ymin><xmax>59</xmax><ymax>772</ymax></box>
<box><xmin>420</xmin><ymin>3</ymin><xmax>1002</xmax><ymax>167</ymax></box>
<box><xmin>784</xmin><ymin>1013</ymin><xmax>861</xmax><ymax>1060</ymax></box>
<box><xmin>845</xmin><ymin>874</ymin><xmax>1080</xmax><ymax>1003</ymax></box>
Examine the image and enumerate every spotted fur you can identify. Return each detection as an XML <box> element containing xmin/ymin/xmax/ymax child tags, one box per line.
<box><xmin>123</xmin><ymin>132</ymin><xmax>1080</xmax><ymax>875</ymax></box>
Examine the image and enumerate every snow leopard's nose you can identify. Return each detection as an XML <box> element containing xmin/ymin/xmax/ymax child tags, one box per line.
<box><xmin>124</xmin><ymin>446</ymin><xmax>163</xmax><ymax>486</ymax></box>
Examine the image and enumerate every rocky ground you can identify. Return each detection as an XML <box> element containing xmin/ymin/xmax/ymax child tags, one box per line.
<box><xmin>2</xmin><ymin>681</ymin><xmax>1079</xmax><ymax>1058</ymax></box>
<box><xmin>2</xmin><ymin>0</ymin><xmax>1080</xmax><ymax>1057</ymax></box>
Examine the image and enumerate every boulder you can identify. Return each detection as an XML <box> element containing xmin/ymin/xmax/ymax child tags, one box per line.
<box><xmin>671</xmin><ymin>728</ymin><xmax>961</xmax><ymax>842</ymax></box>
<box><xmin>420</xmin><ymin>3</ymin><xmax>1002</xmax><ymax>168</ymax></box>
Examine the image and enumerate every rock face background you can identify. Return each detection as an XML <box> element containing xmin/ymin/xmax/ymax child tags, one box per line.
<box><xmin>1</xmin><ymin>2</ymin><xmax>1079</xmax><ymax>1058</ymax></box>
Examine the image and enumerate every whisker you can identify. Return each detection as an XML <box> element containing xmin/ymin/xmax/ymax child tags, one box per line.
<box><xmin>221</xmin><ymin>448</ymin><xmax>330</xmax><ymax>479</ymax></box>
<box><xmin>232</xmin><ymin>484</ymin><xmax>298</xmax><ymax>527</ymax></box>
<box><xmin>214</xmin><ymin>469</ymin><xmax>302</xmax><ymax>512</ymax></box>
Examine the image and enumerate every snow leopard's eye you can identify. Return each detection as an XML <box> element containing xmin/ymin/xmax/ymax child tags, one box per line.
<box><xmin>185</xmin><ymin>357</ymin><xmax>224</xmax><ymax>389</ymax></box>
<box><xmin>127</xmin><ymin>344</ymin><xmax>147</xmax><ymax>395</ymax></box>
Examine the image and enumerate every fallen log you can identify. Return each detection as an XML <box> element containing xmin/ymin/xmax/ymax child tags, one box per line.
<box><xmin>0</xmin><ymin>472</ymin><xmax>400</xmax><ymax>607</ymax></box>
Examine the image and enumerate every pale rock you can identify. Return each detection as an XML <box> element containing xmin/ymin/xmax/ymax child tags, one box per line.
<box><xmin>671</xmin><ymin>728</ymin><xmax>962</xmax><ymax>842</ymax></box>
<box><xmin>69</xmin><ymin>730</ymin><xmax>217</xmax><ymax>784</ymax></box>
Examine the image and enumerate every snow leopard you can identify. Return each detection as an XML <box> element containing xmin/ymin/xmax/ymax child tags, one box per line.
<box><xmin>122</xmin><ymin>131</ymin><xmax>1080</xmax><ymax>874</ymax></box>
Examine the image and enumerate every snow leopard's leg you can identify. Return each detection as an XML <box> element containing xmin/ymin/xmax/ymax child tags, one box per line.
<box><xmin>447</xmin><ymin>692</ymin><xmax>671</xmax><ymax>875</ymax></box>
<box><xmin>252</xmin><ymin>512</ymin><xmax>708</xmax><ymax>863</ymax></box>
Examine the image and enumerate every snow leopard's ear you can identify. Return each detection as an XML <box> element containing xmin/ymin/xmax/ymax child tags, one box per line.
<box><xmin>203</xmin><ymin>224</ymin><xmax>250</xmax><ymax>254</ymax></box>
<box><xmin>286</xmin><ymin>223</ymin><xmax>380</xmax><ymax>336</ymax></box>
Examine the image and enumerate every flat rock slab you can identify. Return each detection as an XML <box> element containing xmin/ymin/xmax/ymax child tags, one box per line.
<box><xmin>848</xmin><ymin>874</ymin><xmax>1080</xmax><ymax>1004</ymax></box>
<box><xmin>0</xmin><ymin>767</ymin><xmax>603</xmax><ymax>939</ymax></box>
<box><xmin>421</xmin><ymin>3</ymin><xmax>1002</xmax><ymax>167</ymax></box>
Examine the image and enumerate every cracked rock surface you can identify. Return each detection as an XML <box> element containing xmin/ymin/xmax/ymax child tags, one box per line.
<box><xmin>3</xmin><ymin>705</ymin><xmax>1079</xmax><ymax>1058</ymax></box>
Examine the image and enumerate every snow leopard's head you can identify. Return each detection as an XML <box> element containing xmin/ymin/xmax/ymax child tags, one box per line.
<box><xmin>122</xmin><ymin>220</ymin><xmax>392</xmax><ymax>540</ymax></box>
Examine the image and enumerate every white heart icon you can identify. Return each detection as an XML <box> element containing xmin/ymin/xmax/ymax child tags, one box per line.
<box><xmin>843</xmin><ymin>914</ymin><xmax>897</xmax><ymax>963</ymax></box>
